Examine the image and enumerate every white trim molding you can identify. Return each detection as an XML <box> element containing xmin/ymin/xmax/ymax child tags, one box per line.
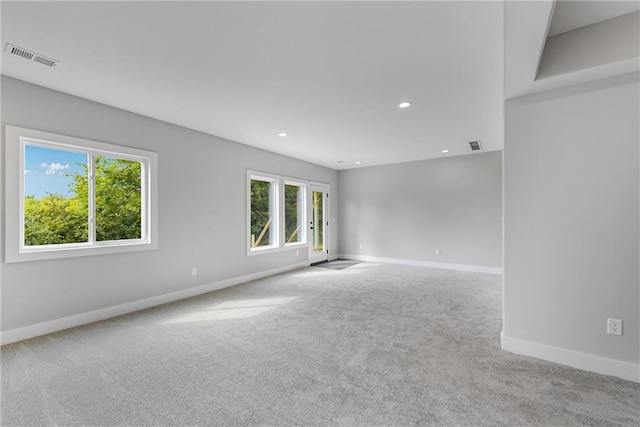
<box><xmin>501</xmin><ymin>332</ymin><xmax>640</xmax><ymax>383</ymax></box>
<box><xmin>1</xmin><ymin>261</ymin><xmax>309</xmax><ymax>346</ymax></box>
<box><xmin>338</xmin><ymin>254</ymin><xmax>503</xmax><ymax>275</ymax></box>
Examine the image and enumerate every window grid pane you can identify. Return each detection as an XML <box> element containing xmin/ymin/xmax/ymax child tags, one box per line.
<box><xmin>313</xmin><ymin>191</ymin><xmax>324</xmax><ymax>251</ymax></box>
<box><xmin>284</xmin><ymin>184</ymin><xmax>303</xmax><ymax>244</ymax></box>
<box><xmin>23</xmin><ymin>144</ymin><xmax>89</xmax><ymax>246</ymax></box>
<box><xmin>95</xmin><ymin>156</ymin><xmax>143</xmax><ymax>242</ymax></box>
<box><xmin>250</xmin><ymin>179</ymin><xmax>273</xmax><ymax>247</ymax></box>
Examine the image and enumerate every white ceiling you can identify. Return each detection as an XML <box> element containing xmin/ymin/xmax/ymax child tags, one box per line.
<box><xmin>3</xmin><ymin>1</ymin><xmax>636</xmax><ymax>170</ymax></box>
<box><xmin>1</xmin><ymin>1</ymin><xmax>504</xmax><ymax>170</ymax></box>
<box><xmin>548</xmin><ymin>0</ymin><xmax>640</xmax><ymax>37</ymax></box>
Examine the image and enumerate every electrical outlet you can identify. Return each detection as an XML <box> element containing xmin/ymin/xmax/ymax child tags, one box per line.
<box><xmin>607</xmin><ymin>318</ymin><xmax>622</xmax><ymax>336</ymax></box>
<box><xmin>359</xmin><ymin>243</ymin><xmax>363</xmax><ymax>249</ymax></box>
<box><xmin>435</xmin><ymin>249</ymin><xmax>441</xmax><ymax>256</ymax></box>
<box><xmin>191</xmin><ymin>267</ymin><xmax>197</xmax><ymax>277</ymax></box>
<box><xmin>296</xmin><ymin>250</ymin><xmax>299</xmax><ymax>256</ymax></box>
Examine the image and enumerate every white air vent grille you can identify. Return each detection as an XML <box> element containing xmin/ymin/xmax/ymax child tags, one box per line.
<box><xmin>33</xmin><ymin>55</ymin><xmax>58</xmax><ymax>67</ymax></box>
<box><xmin>5</xmin><ymin>43</ymin><xmax>59</xmax><ymax>67</ymax></box>
<box><xmin>9</xmin><ymin>45</ymin><xmax>33</xmax><ymax>60</ymax></box>
<box><xmin>469</xmin><ymin>140</ymin><xmax>482</xmax><ymax>151</ymax></box>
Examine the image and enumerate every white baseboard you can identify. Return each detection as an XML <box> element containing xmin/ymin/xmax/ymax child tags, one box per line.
<box><xmin>338</xmin><ymin>253</ymin><xmax>503</xmax><ymax>275</ymax></box>
<box><xmin>501</xmin><ymin>332</ymin><xmax>639</xmax><ymax>383</ymax></box>
<box><xmin>1</xmin><ymin>261</ymin><xmax>309</xmax><ymax>346</ymax></box>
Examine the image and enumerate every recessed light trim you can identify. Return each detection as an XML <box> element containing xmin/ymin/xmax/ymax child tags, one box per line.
<box><xmin>441</xmin><ymin>149</ymin><xmax>449</xmax><ymax>153</ymax></box>
<box><xmin>278</xmin><ymin>132</ymin><xmax>287</xmax><ymax>137</ymax></box>
<box><xmin>398</xmin><ymin>101</ymin><xmax>412</xmax><ymax>109</ymax></box>
<box><xmin>355</xmin><ymin>161</ymin><xmax>362</xmax><ymax>165</ymax></box>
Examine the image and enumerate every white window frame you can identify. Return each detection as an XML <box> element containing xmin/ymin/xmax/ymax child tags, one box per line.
<box><xmin>247</xmin><ymin>170</ymin><xmax>280</xmax><ymax>256</ymax></box>
<box><xmin>4</xmin><ymin>125</ymin><xmax>158</xmax><ymax>263</ymax></box>
<box><xmin>282</xmin><ymin>178</ymin><xmax>307</xmax><ymax>250</ymax></box>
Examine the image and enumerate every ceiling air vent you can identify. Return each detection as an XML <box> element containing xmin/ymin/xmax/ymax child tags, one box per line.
<box><xmin>469</xmin><ymin>140</ymin><xmax>482</xmax><ymax>151</ymax></box>
<box><xmin>5</xmin><ymin>43</ymin><xmax>59</xmax><ymax>67</ymax></box>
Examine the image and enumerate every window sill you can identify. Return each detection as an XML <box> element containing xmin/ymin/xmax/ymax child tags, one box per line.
<box><xmin>6</xmin><ymin>240</ymin><xmax>157</xmax><ymax>263</ymax></box>
<box><xmin>247</xmin><ymin>245</ymin><xmax>281</xmax><ymax>257</ymax></box>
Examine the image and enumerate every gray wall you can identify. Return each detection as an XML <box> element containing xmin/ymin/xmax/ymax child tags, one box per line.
<box><xmin>338</xmin><ymin>152</ymin><xmax>503</xmax><ymax>269</ymax></box>
<box><xmin>504</xmin><ymin>73</ymin><xmax>639</xmax><ymax>364</ymax></box>
<box><xmin>1</xmin><ymin>76</ymin><xmax>338</xmax><ymax>332</ymax></box>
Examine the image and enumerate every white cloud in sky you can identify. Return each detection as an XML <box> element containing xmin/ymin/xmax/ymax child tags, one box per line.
<box><xmin>40</xmin><ymin>162</ymin><xmax>70</xmax><ymax>176</ymax></box>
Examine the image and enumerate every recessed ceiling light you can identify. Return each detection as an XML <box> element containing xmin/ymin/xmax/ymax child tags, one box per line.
<box><xmin>278</xmin><ymin>132</ymin><xmax>287</xmax><ymax>137</ymax></box>
<box><xmin>398</xmin><ymin>101</ymin><xmax>412</xmax><ymax>109</ymax></box>
<box><xmin>355</xmin><ymin>161</ymin><xmax>362</xmax><ymax>165</ymax></box>
<box><xmin>441</xmin><ymin>149</ymin><xmax>449</xmax><ymax>153</ymax></box>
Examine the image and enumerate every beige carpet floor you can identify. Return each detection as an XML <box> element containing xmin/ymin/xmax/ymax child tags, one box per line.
<box><xmin>2</xmin><ymin>262</ymin><xmax>639</xmax><ymax>426</ymax></box>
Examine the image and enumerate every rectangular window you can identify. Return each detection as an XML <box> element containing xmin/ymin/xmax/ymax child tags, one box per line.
<box><xmin>5</xmin><ymin>126</ymin><xmax>157</xmax><ymax>262</ymax></box>
<box><xmin>248</xmin><ymin>172</ymin><xmax>279</xmax><ymax>254</ymax></box>
<box><xmin>247</xmin><ymin>171</ymin><xmax>310</xmax><ymax>256</ymax></box>
<box><xmin>284</xmin><ymin>181</ymin><xmax>305</xmax><ymax>247</ymax></box>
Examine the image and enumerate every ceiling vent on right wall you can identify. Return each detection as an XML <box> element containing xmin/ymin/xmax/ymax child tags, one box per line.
<box><xmin>4</xmin><ymin>43</ymin><xmax>59</xmax><ymax>67</ymax></box>
<box><xmin>469</xmin><ymin>140</ymin><xmax>482</xmax><ymax>151</ymax></box>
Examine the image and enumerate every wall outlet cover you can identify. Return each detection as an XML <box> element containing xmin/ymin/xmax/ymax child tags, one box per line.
<box><xmin>607</xmin><ymin>318</ymin><xmax>622</xmax><ymax>336</ymax></box>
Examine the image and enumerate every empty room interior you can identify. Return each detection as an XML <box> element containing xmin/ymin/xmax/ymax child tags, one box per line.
<box><xmin>1</xmin><ymin>1</ymin><xmax>639</xmax><ymax>425</ymax></box>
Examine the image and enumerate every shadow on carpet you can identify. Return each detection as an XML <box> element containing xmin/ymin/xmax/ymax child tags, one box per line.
<box><xmin>311</xmin><ymin>259</ymin><xmax>362</xmax><ymax>270</ymax></box>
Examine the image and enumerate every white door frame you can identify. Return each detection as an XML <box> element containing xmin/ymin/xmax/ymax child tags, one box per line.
<box><xmin>308</xmin><ymin>183</ymin><xmax>329</xmax><ymax>264</ymax></box>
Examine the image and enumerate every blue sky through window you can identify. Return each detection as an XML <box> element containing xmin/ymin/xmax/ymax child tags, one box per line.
<box><xmin>24</xmin><ymin>145</ymin><xmax>87</xmax><ymax>199</ymax></box>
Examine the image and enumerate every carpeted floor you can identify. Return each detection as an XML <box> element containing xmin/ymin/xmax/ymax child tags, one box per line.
<box><xmin>2</xmin><ymin>263</ymin><xmax>639</xmax><ymax>426</ymax></box>
<box><xmin>312</xmin><ymin>259</ymin><xmax>362</xmax><ymax>270</ymax></box>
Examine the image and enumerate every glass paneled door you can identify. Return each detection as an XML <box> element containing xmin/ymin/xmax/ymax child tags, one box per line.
<box><xmin>309</xmin><ymin>184</ymin><xmax>329</xmax><ymax>264</ymax></box>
